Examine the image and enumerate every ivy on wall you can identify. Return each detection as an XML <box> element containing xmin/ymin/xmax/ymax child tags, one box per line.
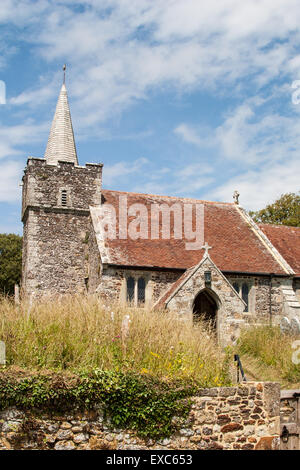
<box><xmin>0</xmin><ymin>369</ymin><xmax>196</xmax><ymax>439</ymax></box>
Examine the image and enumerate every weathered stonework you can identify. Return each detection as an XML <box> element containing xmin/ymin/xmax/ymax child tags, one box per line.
<box><xmin>88</xmin><ymin>259</ymin><xmax>293</xmax><ymax>344</ymax></box>
<box><xmin>0</xmin><ymin>382</ymin><xmax>280</xmax><ymax>451</ymax></box>
<box><xmin>164</xmin><ymin>256</ymin><xmax>248</xmax><ymax>345</ymax></box>
<box><xmin>225</xmin><ymin>274</ymin><xmax>285</xmax><ymax>323</ymax></box>
<box><xmin>95</xmin><ymin>266</ymin><xmax>182</xmax><ymax>307</ymax></box>
<box><xmin>21</xmin><ymin>158</ymin><xmax>102</xmax><ymax>297</ymax></box>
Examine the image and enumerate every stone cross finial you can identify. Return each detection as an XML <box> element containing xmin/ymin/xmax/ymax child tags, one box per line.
<box><xmin>201</xmin><ymin>242</ymin><xmax>212</xmax><ymax>257</ymax></box>
<box><xmin>233</xmin><ymin>190</ymin><xmax>240</xmax><ymax>205</ymax></box>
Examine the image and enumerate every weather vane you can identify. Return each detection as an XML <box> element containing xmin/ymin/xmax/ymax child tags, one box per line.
<box><xmin>63</xmin><ymin>64</ymin><xmax>66</xmax><ymax>84</ymax></box>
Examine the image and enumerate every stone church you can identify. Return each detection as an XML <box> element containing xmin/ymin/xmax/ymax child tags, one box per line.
<box><xmin>21</xmin><ymin>81</ymin><xmax>300</xmax><ymax>344</ymax></box>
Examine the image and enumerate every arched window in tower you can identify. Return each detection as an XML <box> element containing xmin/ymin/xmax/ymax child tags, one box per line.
<box><xmin>126</xmin><ymin>277</ymin><xmax>135</xmax><ymax>303</ymax></box>
<box><xmin>137</xmin><ymin>277</ymin><xmax>146</xmax><ymax>304</ymax></box>
<box><xmin>242</xmin><ymin>283</ymin><xmax>249</xmax><ymax>312</ymax></box>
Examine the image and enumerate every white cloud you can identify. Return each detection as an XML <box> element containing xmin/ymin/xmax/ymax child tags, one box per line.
<box><xmin>174</xmin><ymin>124</ymin><xmax>203</xmax><ymax>146</ymax></box>
<box><xmin>103</xmin><ymin>157</ymin><xmax>149</xmax><ymax>187</ymax></box>
<box><xmin>0</xmin><ymin>0</ymin><xmax>46</xmax><ymax>24</ymax></box>
<box><xmin>7</xmin><ymin>0</ymin><xmax>300</xmax><ymax>129</ymax></box>
<box><xmin>1</xmin><ymin>0</ymin><xmax>300</xmax><ymax>214</ymax></box>
<box><xmin>132</xmin><ymin>162</ymin><xmax>215</xmax><ymax>196</ymax></box>
<box><xmin>0</xmin><ymin>121</ymin><xmax>48</xmax><ymax>159</ymax></box>
<box><xmin>209</xmin><ymin>159</ymin><xmax>300</xmax><ymax>210</ymax></box>
<box><xmin>0</xmin><ymin>160</ymin><xmax>23</xmax><ymax>202</ymax></box>
<box><xmin>174</xmin><ymin>95</ymin><xmax>300</xmax><ymax>209</ymax></box>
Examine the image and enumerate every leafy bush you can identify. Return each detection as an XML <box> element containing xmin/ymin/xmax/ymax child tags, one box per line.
<box><xmin>0</xmin><ymin>368</ymin><xmax>195</xmax><ymax>438</ymax></box>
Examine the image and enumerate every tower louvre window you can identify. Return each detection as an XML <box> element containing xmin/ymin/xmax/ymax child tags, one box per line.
<box><xmin>61</xmin><ymin>190</ymin><xmax>67</xmax><ymax>206</ymax></box>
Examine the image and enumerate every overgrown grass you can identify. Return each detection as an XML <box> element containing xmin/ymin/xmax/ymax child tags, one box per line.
<box><xmin>0</xmin><ymin>295</ymin><xmax>231</xmax><ymax>387</ymax></box>
<box><xmin>236</xmin><ymin>325</ymin><xmax>300</xmax><ymax>387</ymax></box>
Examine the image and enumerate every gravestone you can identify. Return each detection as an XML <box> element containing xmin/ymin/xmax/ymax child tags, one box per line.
<box><xmin>280</xmin><ymin>317</ymin><xmax>291</xmax><ymax>335</ymax></box>
<box><xmin>291</xmin><ymin>317</ymin><xmax>300</xmax><ymax>335</ymax></box>
<box><xmin>0</xmin><ymin>341</ymin><xmax>5</xmax><ymax>365</ymax></box>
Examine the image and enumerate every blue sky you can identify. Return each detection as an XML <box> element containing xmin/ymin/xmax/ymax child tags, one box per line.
<box><xmin>0</xmin><ymin>0</ymin><xmax>300</xmax><ymax>235</ymax></box>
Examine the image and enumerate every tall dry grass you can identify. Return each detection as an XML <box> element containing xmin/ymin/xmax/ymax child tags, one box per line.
<box><xmin>0</xmin><ymin>295</ymin><xmax>231</xmax><ymax>386</ymax></box>
<box><xmin>236</xmin><ymin>325</ymin><xmax>300</xmax><ymax>386</ymax></box>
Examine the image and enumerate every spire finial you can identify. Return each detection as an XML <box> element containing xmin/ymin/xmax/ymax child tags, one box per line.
<box><xmin>63</xmin><ymin>64</ymin><xmax>66</xmax><ymax>84</ymax></box>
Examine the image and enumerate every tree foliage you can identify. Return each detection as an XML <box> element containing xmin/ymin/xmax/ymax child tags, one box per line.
<box><xmin>249</xmin><ymin>192</ymin><xmax>300</xmax><ymax>227</ymax></box>
<box><xmin>0</xmin><ymin>233</ymin><xmax>22</xmax><ymax>295</ymax></box>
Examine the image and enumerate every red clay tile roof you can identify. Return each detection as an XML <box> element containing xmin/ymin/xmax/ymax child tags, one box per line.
<box><xmin>259</xmin><ymin>224</ymin><xmax>300</xmax><ymax>276</ymax></box>
<box><xmin>98</xmin><ymin>189</ymin><xmax>288</xmax><ymax>275</ymax></box>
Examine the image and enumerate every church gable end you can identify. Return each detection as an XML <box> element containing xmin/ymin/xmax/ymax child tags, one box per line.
<box><xmin>157</xmin><ymin>254</ymin><xmax>247</xmax><ymax>345</ymax></box>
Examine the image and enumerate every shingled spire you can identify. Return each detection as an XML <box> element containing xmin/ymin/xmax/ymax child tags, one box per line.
<box><xmin>44</xmin><ymin>67</ymin><xmax>78</xmax><ymax>165</ymax></box>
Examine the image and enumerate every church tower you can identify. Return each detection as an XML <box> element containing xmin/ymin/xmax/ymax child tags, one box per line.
<box><xmin>21</xmin><ymin>70</ymin><xmax>103</xmax><ymax>297</ymax></box>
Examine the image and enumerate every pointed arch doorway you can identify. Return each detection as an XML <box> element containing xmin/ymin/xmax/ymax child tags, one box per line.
<box><xmin>193</xmin><ymin>289</ymin><xmax>218</xmax><ymax>330</ymax></box>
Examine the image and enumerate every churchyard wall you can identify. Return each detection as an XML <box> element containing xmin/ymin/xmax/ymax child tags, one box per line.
<box><xmin>0</xmin><ymin>382</ymin><xmax>280</xmax><ymax>451</ymax></box>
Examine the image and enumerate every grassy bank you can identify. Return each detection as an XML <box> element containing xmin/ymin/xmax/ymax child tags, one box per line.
<box><xmin>0</xmin><ymin>295</ymin><xmax>231</xmax><ymax>387</ymax></box>
<box><xmin>235</xmin><ymin>325</ymin><xmax>300</xmax><ymax>388</ymax></box>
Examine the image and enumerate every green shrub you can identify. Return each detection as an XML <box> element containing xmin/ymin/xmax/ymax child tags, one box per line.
<box><xmin>0</xmin><ymin>368</ymin><xmax>196</xmax><ymax>438</ymax></box>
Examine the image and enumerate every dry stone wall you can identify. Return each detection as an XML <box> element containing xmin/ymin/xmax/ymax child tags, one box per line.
<box><xmin>0</xmin><ymin>382</ymin><xmax>280</xmax><ymax>451</ymax></box>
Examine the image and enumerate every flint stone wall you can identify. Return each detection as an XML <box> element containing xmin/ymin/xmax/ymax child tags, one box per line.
<box><xmin>0</xmin><ymin>382</ymin><xmax>280</xmax><ymax>451</ymax></box>
<box><xmin>96</xmin><ymin>266</ymin><xmax>182</xmax><ymax>307</ymax></box>
<box><xmin>21</xmin><ymin>158</ymin><xmax>102</xmax><ymax>297</ymax></box>
<box><xmin>167</xmin><ymin>257</ymin><xmax>247</xmax><ymax>345</ymax></box>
